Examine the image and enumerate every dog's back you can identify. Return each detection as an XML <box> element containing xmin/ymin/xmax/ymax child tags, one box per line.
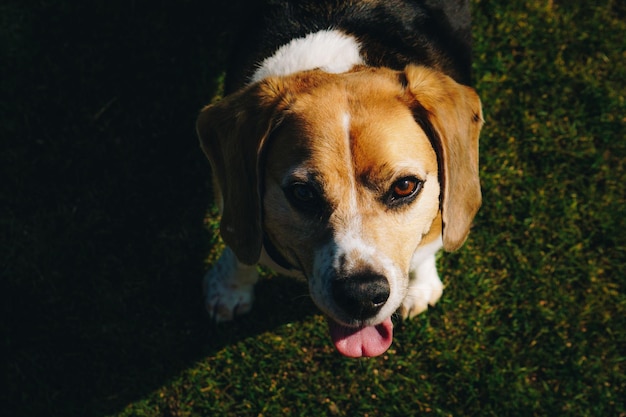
<box><xmin>225</xmin><ymin>0</ymin><xmax>474</xmax><ymax>93</ymax></box>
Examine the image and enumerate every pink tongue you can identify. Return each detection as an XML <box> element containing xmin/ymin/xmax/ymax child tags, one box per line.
<box><xmin>328</xmin><ymin>317</ymin><xmax>393</xmax><ymax>358</ymax></box>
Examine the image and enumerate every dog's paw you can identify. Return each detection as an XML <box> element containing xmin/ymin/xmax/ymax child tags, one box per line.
<box><xmin>204</xmin><ymin>275</ymin><xmax>255</xmax><ymax>322</ymax></box>
<box><xmin>203</xmin><ymin>248</ymin><xmax>259</xmax><ymax>322</ymax></box>
<box><xmin>398</xmin><ymin>255</ymin><xmax>443</xmax><ymax>320</ymax></box>
<box><xmin>398</xmin><ymin>277</ymin><xmax>443</xmax><ymax>319</ymax></box>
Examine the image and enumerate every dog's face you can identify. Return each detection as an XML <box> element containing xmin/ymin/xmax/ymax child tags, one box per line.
<box><xmin>197</xmin><ymin>65</ymin><xmax>482</xmax><ymax>342</ymax></box>
<box><xmin>261</xmin><ymin>75</ymin><xmax>441</xmax><ymax>326</ymax></box>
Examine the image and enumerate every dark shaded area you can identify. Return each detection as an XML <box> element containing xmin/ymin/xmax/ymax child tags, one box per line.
<box><xmin>1</xmin><ymin>1</ymin><xmax>317</xmax><ymax>416</ymax></box>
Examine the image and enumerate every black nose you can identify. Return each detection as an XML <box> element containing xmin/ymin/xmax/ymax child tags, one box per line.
<box><xmin>332</xmin><ymin>272</ymin><xmax>390</xmax><ymax>320</ymax></box>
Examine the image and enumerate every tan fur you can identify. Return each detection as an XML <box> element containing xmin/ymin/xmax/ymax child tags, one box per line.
<box><xmin>405</xmin><ymin>66</ymin><xmax>483</xmax><ymax>250</ymax></box>
<box><xmin>420</xmin><ymin>211</ymin><xmax>443</xmax><ymax>247</ymax></box>
<box><xmin>262</xmin><ymin>68</ymin><xmax>441</xmax><ymax>283</ymax></box>
<box><xmin>197</xmin><ymin>65</ymin><xmax>481</xmax><ymax>269</ymax></box>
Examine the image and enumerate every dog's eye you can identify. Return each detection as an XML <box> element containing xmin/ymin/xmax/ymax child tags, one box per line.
<box><xmin>291</xmin><ymin>183</ymin><xmax>316</xmax><ymax>202</ymax></box>
<box><xmin>285</xmin><ymin>182</ymin><xmax>323</xmax><ymax>212</ymax></box>
<box><xmin>386</xmin><ymin>177</ymin><xmax>423</xmax><ymax>206</ymax></box>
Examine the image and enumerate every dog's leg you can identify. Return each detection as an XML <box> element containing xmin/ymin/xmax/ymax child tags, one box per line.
<box><xmin>399</xmin><ymin>253</ymin><xmax>444</xmax><ymax>319</ymax></box>
<box><xmin>203</xmin><ymin>246</ymin><xmax>259</xmax><ymax>322</ymax></box>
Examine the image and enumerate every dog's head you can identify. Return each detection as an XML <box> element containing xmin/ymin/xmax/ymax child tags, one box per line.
<box><xmin>198</xmin><ymin>65</ymin><xmax>482</xmax><ymax>356</ymax></box>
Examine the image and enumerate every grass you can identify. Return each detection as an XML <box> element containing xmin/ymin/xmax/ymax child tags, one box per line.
<box><xmin>3</xmin><ymin>0</ymin><xmax>625</xmax><ymax>416</ymax></box>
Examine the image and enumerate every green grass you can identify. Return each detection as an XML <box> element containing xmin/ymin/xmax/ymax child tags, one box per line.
<box><xmin>4</xmin><ymin>1</ymin><xmax>625</xmax><ymax>416</ymax></box>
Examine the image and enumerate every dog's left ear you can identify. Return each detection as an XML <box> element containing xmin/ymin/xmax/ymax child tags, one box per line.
<box><xmin>196</xmin><ymin>81</ymin><xmax>287</xmax><ymax>265</ymax></box>
<box><xmin>404</xmin><ymin>65</ymin><xmax>483</xmax><ymax>251</ymax></box>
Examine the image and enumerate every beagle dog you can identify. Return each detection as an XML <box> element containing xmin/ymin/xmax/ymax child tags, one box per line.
<box><xmin>197</xmin><ymin>0</ymin><xmax>483</xmax><ymax>357</ymax></box>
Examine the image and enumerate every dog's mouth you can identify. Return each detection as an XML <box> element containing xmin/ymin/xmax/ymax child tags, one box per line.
<box><xmin>327</xmin><ymin>317</ymin><xmax>393</xmax><ymax>357</ymax></box>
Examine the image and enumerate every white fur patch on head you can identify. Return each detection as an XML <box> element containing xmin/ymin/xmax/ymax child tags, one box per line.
<box><xmin>250</xmin><ymin>30</ymin><xmax>363</xmax><ymax>83</ymax></box>
<box><xmin>306</xmin><ymin>108</ymin><xmax>406</xmax><ymax>325</ymax></box>
<box><xmin>342</xmin><ymin>112</ymin><xmax>351</xmax><ymax>135</ymax></box>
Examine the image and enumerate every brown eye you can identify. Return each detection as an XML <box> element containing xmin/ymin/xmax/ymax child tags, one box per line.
<box><xmin>393</xmin><ymin>178</ymin><xmax>418</xmax><ymax>197</ymax></box>
<box><xmin>386</xmin><ymin>176</ymin><xmax>423</xmax><ymax>206</ymax></box>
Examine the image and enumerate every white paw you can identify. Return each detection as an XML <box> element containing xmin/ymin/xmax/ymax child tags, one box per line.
<box><xmin>398</xmin><ymin>276</ymin><xmax>443</xmax><ymax>319</ymax></box>
<box><xmin>203</xmin><ymin>247</ymin><xmax>259</xmax><ymax>322</ymax></box>
<box><xmin>398</xmin><ymin>254</ymin><xmax>443</xmax><ymax>320</ymax></box>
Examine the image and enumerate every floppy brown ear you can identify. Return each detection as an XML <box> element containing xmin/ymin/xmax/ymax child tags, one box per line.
<box><xmin>196</xmin><ymin>81</ymin><xmax>286</xmax><ymax>265</ymax></box>
<box><xmin>404</xmin><ymin>65</ymin><xmax>483</xmax><ymax>251</ymax></box>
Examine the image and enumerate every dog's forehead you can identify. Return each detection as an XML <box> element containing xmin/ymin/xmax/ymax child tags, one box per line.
<box><xmin>270</xmin><ymin>76</ymin><xmax>437</xmax><ymax>182</ymax></box>
<box><xmin>347</xmin><ymin>100</ymin><xmax>437</xmax><ymax>180</ymax></box>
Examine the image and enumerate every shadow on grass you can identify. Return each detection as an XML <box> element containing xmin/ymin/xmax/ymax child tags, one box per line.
<box><xmin>205</xmin><ymin>275</ymin><xmax>319</xmax><ymax>351</ymax></box>
<box><xmin>2</xmin><ymin>1</ymin><xmax>319</xmax><ymax>416</ymax></box>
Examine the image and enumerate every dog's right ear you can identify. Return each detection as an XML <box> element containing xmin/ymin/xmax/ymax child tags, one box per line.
<box><xmin>196</xmin><ymin>81</ymin><xmax>288</xmax><ymax>265</ymax></box>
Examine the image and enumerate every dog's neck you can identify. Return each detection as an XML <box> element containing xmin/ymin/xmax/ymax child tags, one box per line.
<box><xmin>262</xmin><ymin>233</ymin><xmax>299</xmax><ymax>272</ymax></box>
<box><xmin>250</xmin><ymin>29</ymin><xmax>364</xmax><ymax>83</ymax></box>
